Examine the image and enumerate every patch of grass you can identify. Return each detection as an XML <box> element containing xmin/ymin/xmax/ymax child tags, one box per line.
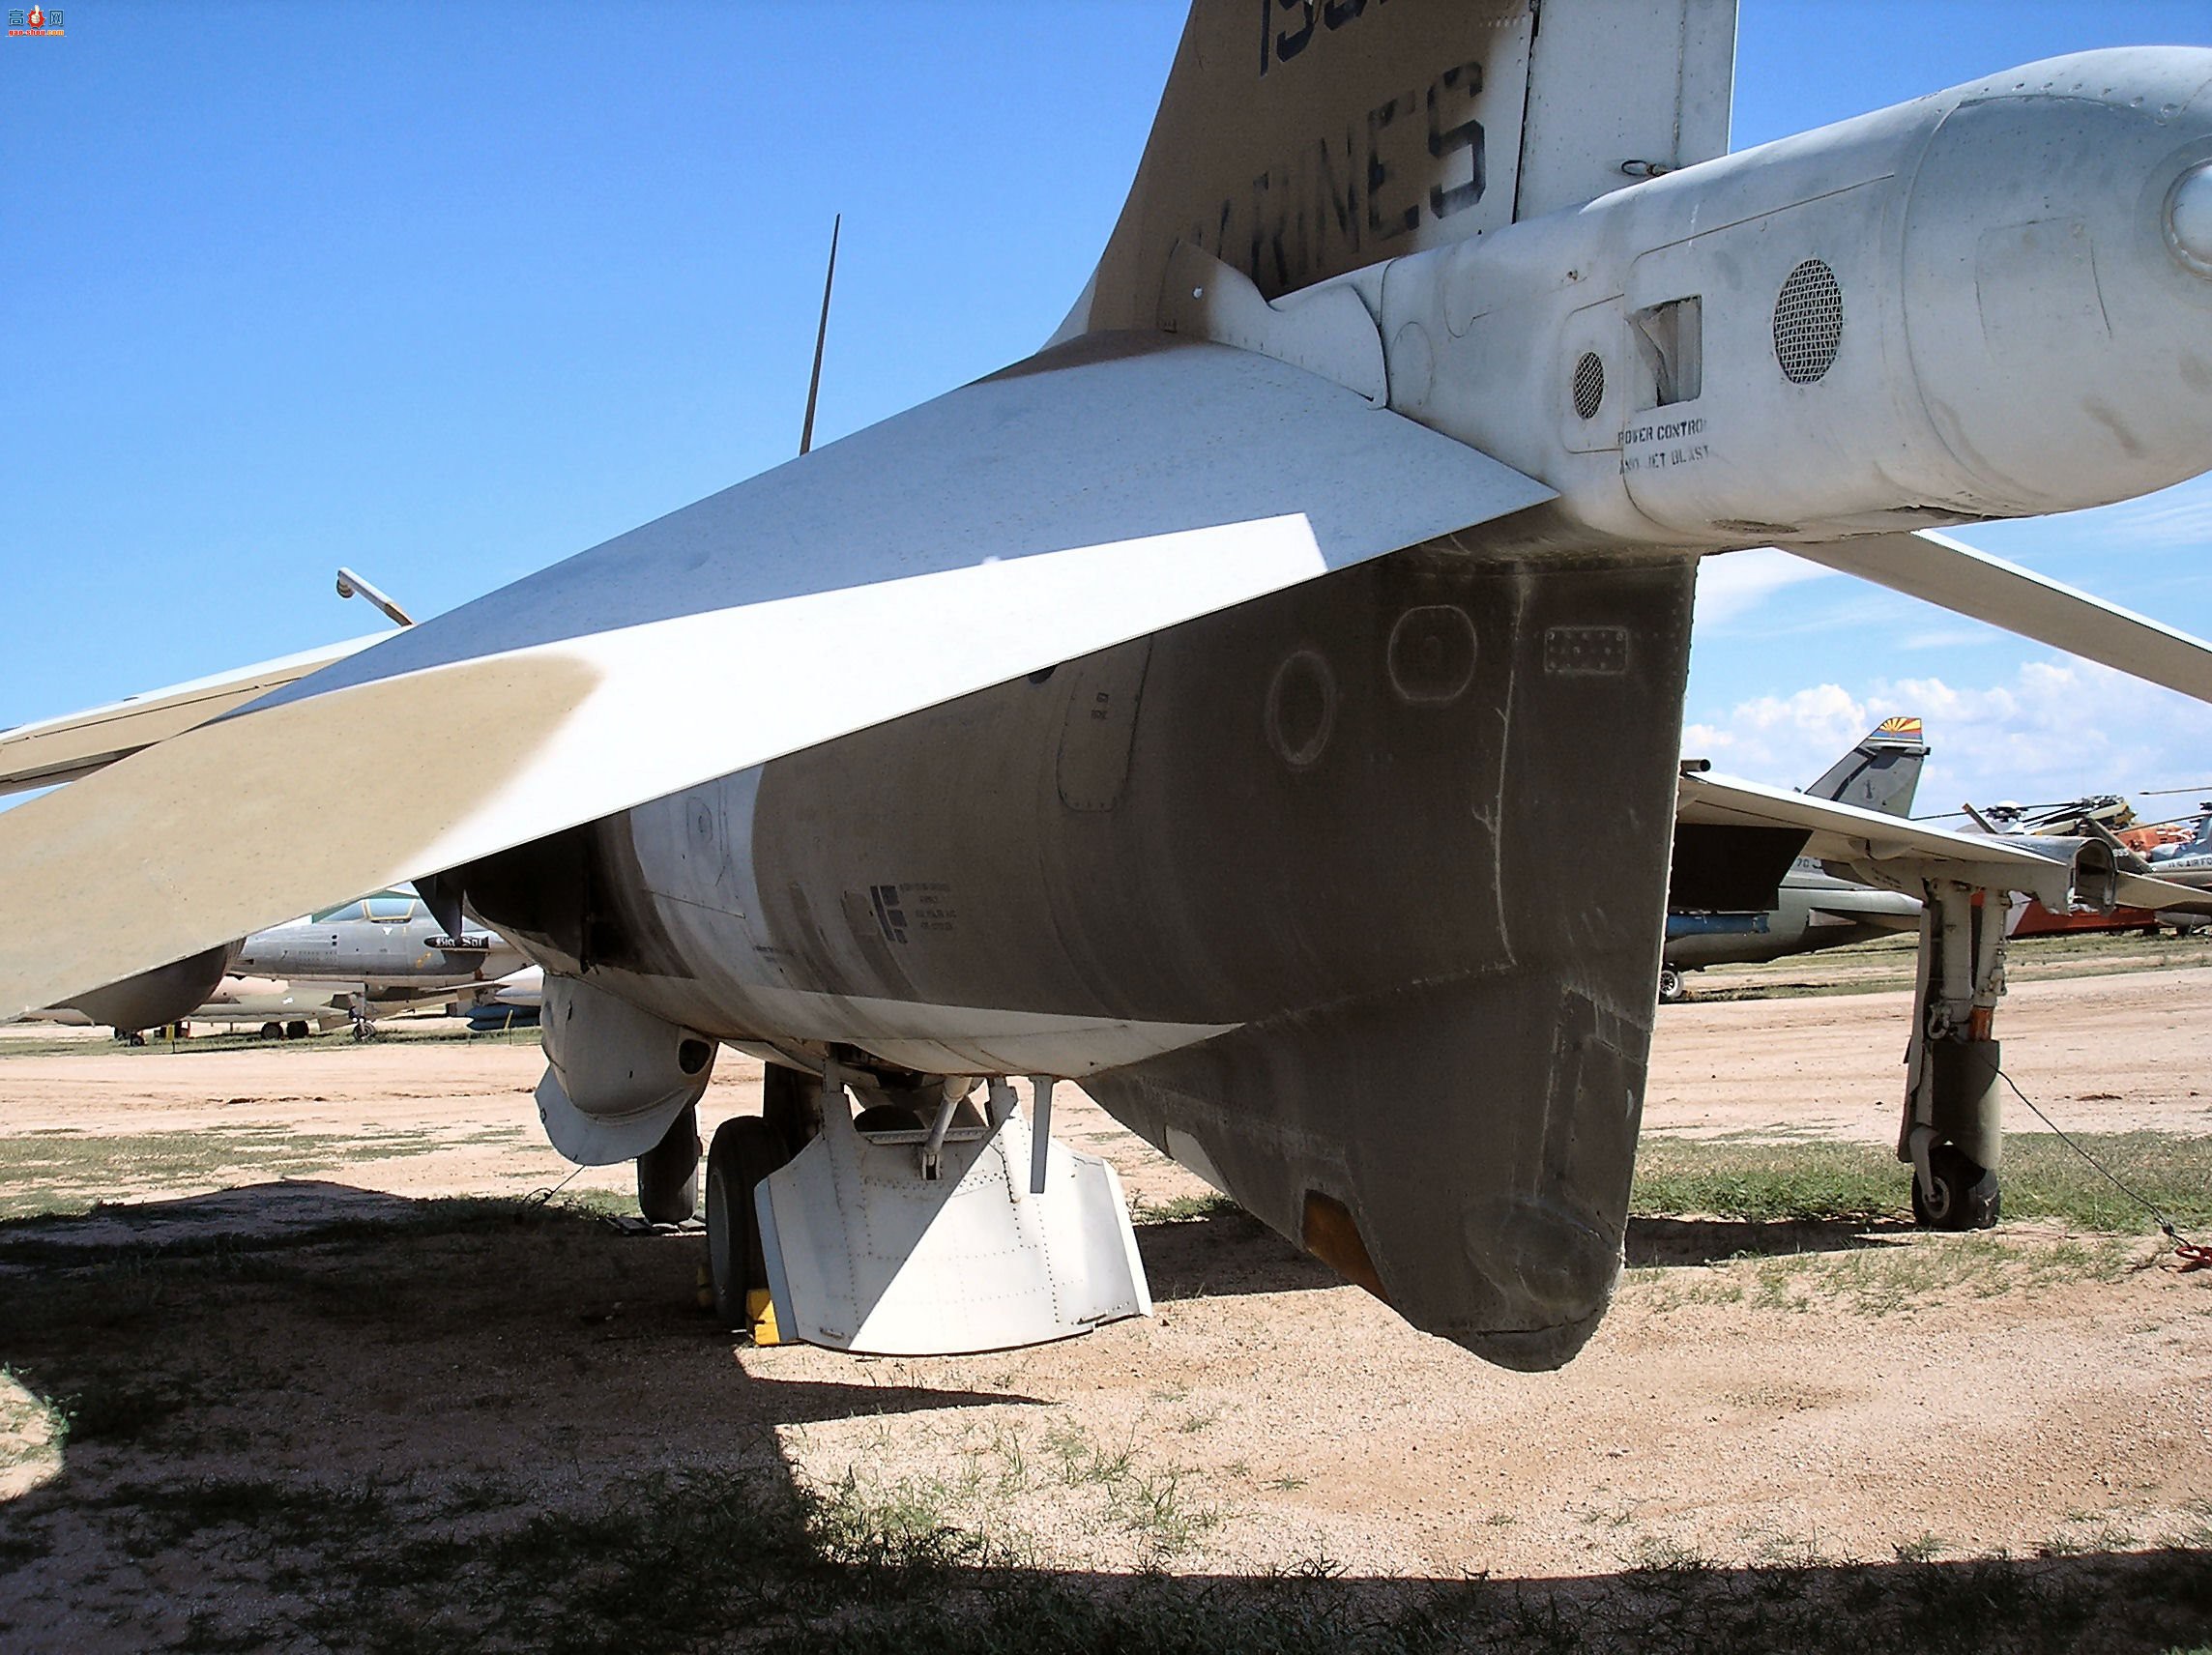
<box><xmin>1132</xmin><ymin>1192</ymin><xmax>1238</xmax><ymax>1225</ymax></box>
<box><xmin>1691</xmin><ymin>926</ymin><xmax>2212</xmax><ymax>1001</ymax></box>
<box><xmin>0</xmin><ymin>1523</ymin><xmax>54</xmax><ymax>1577</ymax></box>
<box><xmin>30</xmin><ymin>1468</ymin><xmax>2212</xmax><ymax>1645</ymax></box>
<box><xmin>0</xmin><ymin>1365</ymin><xmax>71</xmax><ymax>1470</ymax></box>
<box><xmin>1106</xmin><ymin>1463</ymin><xmax>1222</xmax><ymax>1561</ymax></box>
<box><xmin>1633</xmin><ymin>1139</ymin><xmax>1906</xmax><ymax>1224</ymax></box>
<box><xmin>55</xmin><ymin>1372</ymin><xmax>191</xmax><ymax>1446</ymax></box>
<box><xmin>1630</xmin><ymin>1228</ymin><xmax>2139</xmax><ymax>1319</ymax></box>
<box><xmin>0</xmin><ymin>1024</ymin><xmax>543</xmax><ymax>1061</ymax></box>
<box><xmin>1043</xmin><ymin>1420</ymin><xmax>1134</xmax><ymax>1490</ymax></box>
<box><xmin>9</xmin><ymin>1457</ymin><xmax>2212</xmax><ymax>1653</ymax></box>
<box><xmin>99</xmin><ymin>1473</ymin><xmax>396</xmax><ymax>1552</ymax></box>
<box><xmin>0</xmin><ymin>1126</ymin><xmax>462</xmax><ymax>1221</ymax></box>
<box><xmin>1754</xmin><ymin>1234</ymin><xmax>2138</xmax><ymax>1316</ymax></box>
<box><xmin>1624</xmin><ymin>1535</ymin><xmax>1715</xmax><ymax>1574</ymax></box>
<box><xmin>1633</xmin><ymin>1132</ymin><xmax>2212</xmax><ymax>1234</ymax></box>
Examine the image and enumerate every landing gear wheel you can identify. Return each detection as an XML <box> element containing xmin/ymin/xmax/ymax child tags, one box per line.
<box><xmin>636</xmin><ymin>1103</ymin><xmax>701</xmax><ymax>1225</ymax></box>
<box><xmin>706</xmin><ymin>1116</ymin><xmax>786</xmax><ymax>1331</ymax></box>
<box><xmin>259</xmin><ymin>1022</ymin><xmax>283</xmax><ymax>1041</ymax></box>
<box><xmin>284</xmin><ymin>1020</ymin><xmax>310</xmax><ymax>1041</ymax></box>
<box><xmin>1657</xmin><ymin>964</ymin><xmax>1688</xmax><ymax>1004</ymax></box>
<box><xmin>1911</xmin><ymin>1143</ymin><xmax>2000</xmax><ymax>1231</ymax></box>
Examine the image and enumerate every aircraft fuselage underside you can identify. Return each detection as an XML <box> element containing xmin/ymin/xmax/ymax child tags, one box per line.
<box><xmin>460</xmin><ymin>545</ymin><xmax>1698</xmax><ymax>1368</ymax></box>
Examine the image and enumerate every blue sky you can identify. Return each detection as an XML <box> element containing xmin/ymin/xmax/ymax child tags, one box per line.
<box><xmin>5</xmin><ymin>1</ymin><xmax>2211</xmax><ymax>817</ymax></box>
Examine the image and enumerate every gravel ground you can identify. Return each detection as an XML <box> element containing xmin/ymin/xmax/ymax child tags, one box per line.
<box><xmin>0</xmin><ymin>942</ymin><xmax>2206</xmax><ymax>1649</ymax></box>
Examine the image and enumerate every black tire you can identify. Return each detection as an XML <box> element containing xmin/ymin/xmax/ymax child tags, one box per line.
<box><xmin>284</xmin><ymin>1020</ymin><xmax>310</xmax><ymax>1041</ymax></box>
<box><xmin>1657</xmin><ymin>964</ymin><xmax>1688</xmax><ymax>1004</ymax></box>
<box><xmin>706</xmin><ymin>1116</ymin><xmax>786</xmax><ymax>1331</ymax></box>
<box><xmin>636</xmin><ymin>1103</ymin><xmax>701</xmax><ymax>1225</ymax></box>
<box><xmin>1911</xmin><ymin>1143</ymin><xmax>2001</xmax><ymax>1231</ymax></box>
<box><xmin>259</xmin><ymin>1022</ymin><xmax>283</xmax><ymax>1041</ymax></box>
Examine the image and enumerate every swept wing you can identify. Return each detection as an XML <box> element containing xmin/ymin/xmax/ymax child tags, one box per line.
<box><xmin>0</xmin><ymin>336</ymin><xmax>1550</xmax><ymax>1019</ymax></box>
<box><xmin>1790</xmin><ymin>530</ymin><xmax>2212</xmax><ymax>706</ymax></box>
<box><xmin>1678</xmin><ymin>770</ymin><xmax>2206</xmax><ymax>913</ymax></box>
<box><xmin>0</xmin><ymin>635</ymin><xmax>389</xmax><ymax>796</ymax></box>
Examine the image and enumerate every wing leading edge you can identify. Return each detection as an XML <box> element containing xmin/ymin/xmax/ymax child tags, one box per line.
<box><xmin>0</xmin><ymin>334</ymin><xmax>1553</xmax><ymax>1020</ymax></box>
<box><xmin>0</xmin><ymin>634</ymin><xmax>390</xmax><ymax>796</ymax></box>
<box><xmin>1789</xmin><ymin>530</ymin><xmax>2212</xmax><ymax>707</ymax></box>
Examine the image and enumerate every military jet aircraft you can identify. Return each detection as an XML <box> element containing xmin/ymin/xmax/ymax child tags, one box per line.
<box><xmin>221</xmin><ymin>887</ymin><xmax>528</xmax><ymax>1038</ymax></box>
<box><xmin>1661</xmin><ymin>718</ymin><xmax>1928</xmax><ymax>1002</ymax></box>
<box><xmin>11</xmin><ymin>883</ymin><xmax>523</xmax><ymax>1041</ymax></box>
<box><xmin>7</xmin><ymin>0</ymin><xmax>2212</xmax><ymax>1369</ymax></box>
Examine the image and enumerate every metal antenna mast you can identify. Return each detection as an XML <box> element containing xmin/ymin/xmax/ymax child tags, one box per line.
<box><xmin>799</xmin><ymin>214</ymin><xmax>841</xmax><ymax>456</ymax></box>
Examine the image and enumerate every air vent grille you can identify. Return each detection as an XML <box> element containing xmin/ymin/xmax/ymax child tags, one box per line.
<box><xmin>1772</xmin><ymin>259</ymin><xmax>1844</xmax><ymax>384</ymax></box>
<box><xmin>1571</xmin><ymin>351</ymin><xmax>1605</xmax><ymax>420</ymax></box>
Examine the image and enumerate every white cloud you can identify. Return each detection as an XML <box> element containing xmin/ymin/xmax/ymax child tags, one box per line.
<box><xmin>1898</xmin><ymin>627</ymin><xmax>1995</xmax><ymax>652</ymax></box>
<box><xmin>1684</xmin><ymin>657</ymin><xmax>2212</xmax><ymax>812</ymax></box>
<box><xmin>1691</xmin><ymin>549</ymin><xmax>1836</xmax><ymax>630</ymax></box>
<box><xmin>2062</xmin><ymin>476</ymin><xmax>2212</xmax><ymax>551</ymax></box>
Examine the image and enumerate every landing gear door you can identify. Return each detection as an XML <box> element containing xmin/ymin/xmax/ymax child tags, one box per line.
<box><xmin>755</xmin><ymin>1096</ymin><xmax>1151</xmax><ymax>1356</ymax></box>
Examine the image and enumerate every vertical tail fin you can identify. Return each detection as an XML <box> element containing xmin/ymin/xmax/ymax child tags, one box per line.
<box><xmin>1056</xmin><ymin>0</ymin><xmax>1737</xmax><ymax>340</ymax></box>
<box><xmin>1808</xmin><ymin>715</ymin><xmax>1930</xmax><ymax>818</ymax></box>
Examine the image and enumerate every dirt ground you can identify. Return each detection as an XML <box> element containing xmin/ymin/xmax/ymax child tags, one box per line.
<box><xmin>1</xmin><ymin>942</ymin><xmax>2208</xmax><ymax>1649</ymax></box>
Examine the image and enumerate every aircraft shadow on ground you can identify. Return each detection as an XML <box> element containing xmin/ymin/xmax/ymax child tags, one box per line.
<box><xmin>0</xmin><ymin>1180</ymin><xmax>1042</xmax><ymax>1421</ymax></box>
<box><xmin>1133</xmin><ymin>1205</ymin><xmax>1338</xmax><ymax>1301</ymax></box>
<box><xmin>1624</xmin><ymin>1215</ymin><xmax>1912</xmax><ymax>1268</ymax></box>
<box><xmin>0</xmin><ymin>1180</ymin><xmax>2206</xmax><ymax>1652</ymax></box>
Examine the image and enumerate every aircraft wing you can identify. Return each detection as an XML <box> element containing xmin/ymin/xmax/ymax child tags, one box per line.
<box><xmin>1789</xmin><ymin>530</ymin><xmax>2212</xmax><ymax>706</ymax></box>
<box><xmin>0</xmin><ymin>634</ymin><xmax>391</xmax><ymax>796</ymax></box>
<box><xmin>1677</xmin><ymin>770</ymin><xmax>2208</xmax><ymax>914</ymax></box>
<box><xmin>0</xmin><ymin>334</ymin><xmax>1553</xmax><ymax>1019</ymax></box>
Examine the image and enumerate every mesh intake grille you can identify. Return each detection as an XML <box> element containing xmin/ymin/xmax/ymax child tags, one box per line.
<box><xmin>1571</xmin><ymin>351</ymin><xmax>1605</xmax><ymax>421</ymax></box>
<box><xmin>1772</xmin><ymin>259</ymin><xmax>1844</xmax><ymax>384</ymax></box>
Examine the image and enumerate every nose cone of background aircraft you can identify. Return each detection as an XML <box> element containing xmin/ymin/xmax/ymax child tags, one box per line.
<box><xmin>1903</xmin><ymin>48</ymin><xmax>2212</xmax><ymax>517</ymax></box>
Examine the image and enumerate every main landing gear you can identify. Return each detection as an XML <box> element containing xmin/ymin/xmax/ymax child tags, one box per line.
<box><xmin>700</xmin><ymin>1059</ymin><xmax>1150</xmax><ymax>1355</ymax></box>
<box><xmin>636</xmin><ymin>1102</ymin><xmax>702</xmax><ymax>1225</ymax></box>
<box><xmin>704</xmin><ymin>1063</ymin><xmax>816</xmax><ymax>1331</ymax></box>
<box><xmin>1901</xmin><ymin>883</ymin><xmax>2005</xmax><ymax>1231</ymax></box>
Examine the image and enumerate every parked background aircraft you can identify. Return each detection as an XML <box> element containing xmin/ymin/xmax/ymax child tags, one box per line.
<box><xmin>1662</xmin><ymin>718</ymin><xmax>1928</xmax><ymax>1001</ymax></box>
<box><xmin>1985</xmin><ymin>797</ymin><xmax>2212</xmax><ymax>936</ymax></box>
<box><xmin>7</xmin><ymin>1</ymin><xmax>2212</xmax><ymax>1367</ymax></box>
<box><xmin>207</xmin><ymin>886</ymin><xmax>527</xmax><ymax>1037</ymax></box>
<box><xmin>15</xmin><ymin>885</ymin><xmax>526</xmax><ymax>1042</ymax></box>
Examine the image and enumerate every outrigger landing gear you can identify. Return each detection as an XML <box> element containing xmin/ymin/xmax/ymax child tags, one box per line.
<box><xmin>1902</xmin><ymin>883</ymin><xmax>2005</xmax><ymax>1231</ymax></box>
<box><xmin>635</xmin><ymin>1101</ymin><xmax>701</xmax><ymax>1225</ymax></box>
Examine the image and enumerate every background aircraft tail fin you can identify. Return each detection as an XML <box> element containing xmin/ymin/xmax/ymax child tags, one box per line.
<box><xmin>1058</xmin><ymin>0</ymin><xmax>1737</xmax><ymax>338</ymax></box>
<box><xmin>1808</xmin><ymin>715</ymin><xmax>1930</xmax><ymax>818</ymax></box>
